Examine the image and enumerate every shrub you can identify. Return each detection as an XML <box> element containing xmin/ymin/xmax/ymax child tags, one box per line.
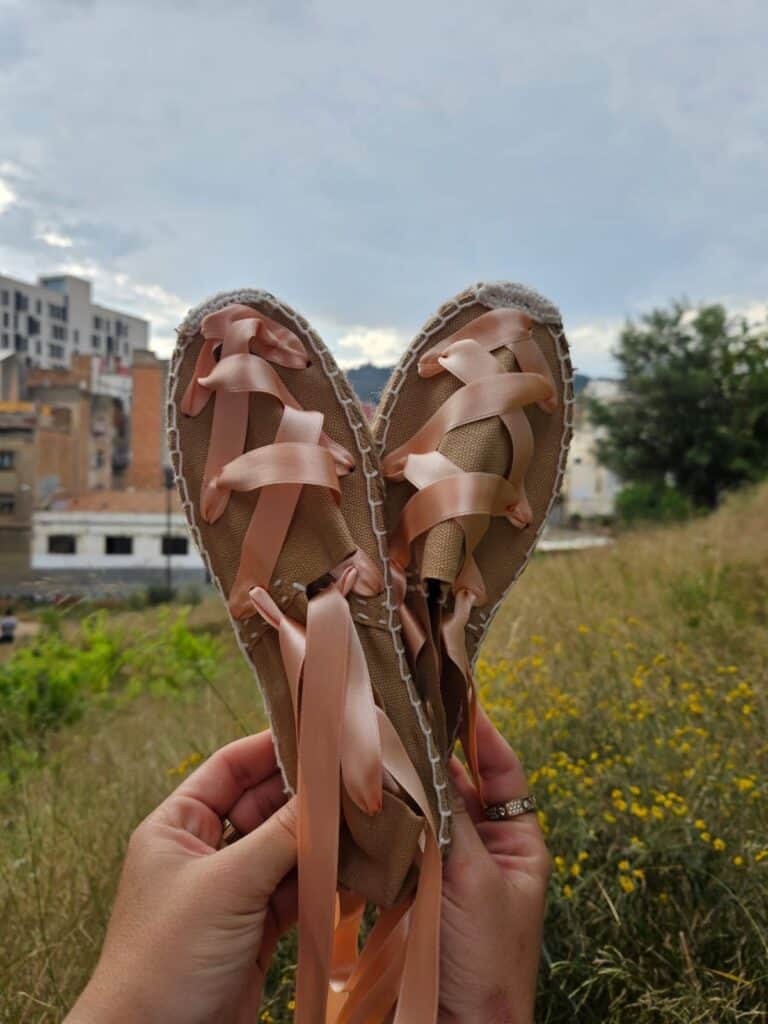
<box><xmin>616</xmin><ymin>482</ymin><xmax>692</xmax><ymax>525</ymax></box>
<box><xmin>0</xmin><ymin>609</ymin><xmax>219</xmax><ymax>773</ymax></box>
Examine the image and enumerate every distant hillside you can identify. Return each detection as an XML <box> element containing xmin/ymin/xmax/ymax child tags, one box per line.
<box><xmin>346</xmin><ymin>364</ymin><xmax>393</xmax><ymax>404</ymax></box>
<box><xmin>347</xmin><ymin>362</ymin><xmax>591</xmax><ymax>404</ymax></box>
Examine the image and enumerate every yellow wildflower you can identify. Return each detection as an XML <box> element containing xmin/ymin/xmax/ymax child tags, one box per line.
<box><xmin>618</xmin><ymin>875</ymin><xmax>636</xmax><ymax>894</ymax></box>
<box><xmin>713</xmin><ymin>838</ymin><xmax>726</xmax><ymax>852</ymax></box>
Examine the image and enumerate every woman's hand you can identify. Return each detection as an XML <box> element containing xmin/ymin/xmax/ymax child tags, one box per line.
<box><xmin>67</xmin><ymin>731</ymin><xmax>298</xmax><ymax>1024</ymax></box>
<box><xmin>439</xmin><ymin>709</ymin><xmax>551</xmax><ymax>1024</ymax></box>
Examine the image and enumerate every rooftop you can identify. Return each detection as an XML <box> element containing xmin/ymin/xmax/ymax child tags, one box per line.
<box><xmin>55</xmin><ymin>489</ymin><xmax>184</xmax><ymax>514</ymax></box>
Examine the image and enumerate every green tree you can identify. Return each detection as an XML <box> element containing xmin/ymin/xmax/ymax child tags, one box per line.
<box><xmin>590</xmin><ymin>303</ymin><xmax>768</xmax><ymax>508</ymax></box>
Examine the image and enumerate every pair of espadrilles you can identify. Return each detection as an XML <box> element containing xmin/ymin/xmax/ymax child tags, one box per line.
<box><xmin>167</xmin><ymin>281</ymin><xmax>573</xmax><ymax>1024</ymax></box>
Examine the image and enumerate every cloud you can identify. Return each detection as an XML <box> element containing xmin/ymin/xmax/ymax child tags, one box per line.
<box><xmin>0</xmin><ymin>0</ymin><xmax>766</xmax><ymax>367</ymax></box>
<box><xmin>332</xmin><ymin>326</ymin><xmax>409</xmax><ymax>368</ymax></box>
<box><xmin>0</xmin><ymin>178</ymin><xmax>16</xmax><ymax>214</ymax></box>
<box><xmin>52</xmin><ymin>258</ymin><xmax>189</xmax><ymax>355</ymax></box>
<box><xmin>36</xmin><ymin>228</ymin><xmax>74</xmax><ymax>248</ymax></box>
<box><xmin>567</xmin><ymin>319</ymin><xmax>622</xmax><ymax>377</ymax></box>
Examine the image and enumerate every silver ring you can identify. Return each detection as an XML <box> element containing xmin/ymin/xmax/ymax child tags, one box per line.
<box><xmin>484</xmin><ymin>795</ymin><xmax>537</xmax><ymax>821</ymax></box>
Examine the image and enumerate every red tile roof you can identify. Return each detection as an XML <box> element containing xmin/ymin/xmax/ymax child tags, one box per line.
<box><xmin>61</xmin><ymin>489</ymin><xmax>184</xmax><ymax>514</ymax></box>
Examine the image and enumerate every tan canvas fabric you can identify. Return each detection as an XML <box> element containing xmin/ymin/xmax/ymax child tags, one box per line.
<box><xmin>167</xmin><ymin>290</ymin><xmax>449</xmax><ymax>907</ymax></box>
<box><xmin>373</xmin><ymin>283</ymin><xmax>573</xmax><ymax>756</ymax></box>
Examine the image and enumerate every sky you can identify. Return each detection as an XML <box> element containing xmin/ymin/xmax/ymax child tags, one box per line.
<box><xmin>0</xmin><ymin>0</ymin><xmax>766</xmax><ymax>377</ymax></box>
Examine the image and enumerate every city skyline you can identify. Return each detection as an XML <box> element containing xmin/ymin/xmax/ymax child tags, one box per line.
<box><xmin>1</xmin><ymin>1</ymin><xmax>766</xmax><ymax>377</ymax></box>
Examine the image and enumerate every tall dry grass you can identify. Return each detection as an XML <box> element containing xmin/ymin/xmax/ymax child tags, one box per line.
<box><xmin>1</xmin><ymin>483</ymin><xmax>766</xmax><ymax>1022</ymax></box>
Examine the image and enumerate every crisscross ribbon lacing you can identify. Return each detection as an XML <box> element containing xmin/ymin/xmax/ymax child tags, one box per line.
<box><xmin>383</xmin><ymin>308</ymin><xmax>557</xmax><ymax>792</ymax></box>
<box><xmin>182</xmin><ymin>304</ymin><xmax>441</xmax><ymax>1023</ymax></box>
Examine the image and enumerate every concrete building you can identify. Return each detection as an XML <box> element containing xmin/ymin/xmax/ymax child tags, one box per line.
<box><xmin>0</xmin><ymin>273</ymin><xmax>148</xmax><ymax>372</ymax></box>
<box><xmin>0</xmin><ymin>350</ymin><xmax>24</xmax><ymax>402</ymax></box>
<box><xmin>32</xmin><ymin>490</ymin><xmax>205</xmax><ymax>591</ymax></box>
<box><xmin>0</xmin><ymin>401</ymin><xmax>76</xmax><ymax>577</ymax></box>
<box><xmin>561</xmin><ymin>379</ymin><xmax>622</xmax><ymax>521</ymax></box>
<box><xmin>26</xmin><ymin>355</ymin><xmax>128</xmax><ymax>492</ymax></box>
<box><xmin>129</xmin><ymin>349</ymin><xmax>168</xmax><ymax>489</ymax></box>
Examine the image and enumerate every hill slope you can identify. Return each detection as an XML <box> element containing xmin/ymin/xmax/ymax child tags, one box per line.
<box><xmin>2</xmin><ymin>484</ymin><xmax>766</xmax><ymax>1021</ymax></box>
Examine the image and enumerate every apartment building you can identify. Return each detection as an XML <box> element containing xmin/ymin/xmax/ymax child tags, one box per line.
<box><xmin>561</xmin><ymin>378</ymin><xmax>622</xmax><ymax>520</ymax></box>
<box><xmin>0</xmin><ymin>273</ymin><xmax>149</xmax><ymax>372</ymax></box>
<box><xmin>0</xmin><ymin>400</ymin><xmax>77</xmax><ymax>577</ymax></box>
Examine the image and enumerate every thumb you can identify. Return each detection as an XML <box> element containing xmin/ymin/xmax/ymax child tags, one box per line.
<box><xmin>446</xmin><ymin>784</ymin><xmax>490</xmax><ymax>868</ymax></box>
<box><xmin>218</xmin><ymin>795</ymin><xmax>299</xmax><ymax>902</ymax></box>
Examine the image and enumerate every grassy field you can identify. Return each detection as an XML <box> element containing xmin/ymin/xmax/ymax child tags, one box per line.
<box><xmin>1</xmin><ymin>484</ymin><xmax>766</xmax><ymax>1023</ymax></box>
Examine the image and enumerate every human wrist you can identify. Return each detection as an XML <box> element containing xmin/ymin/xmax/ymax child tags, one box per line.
<box><xmin>65</xmin><ymin>969</ymin><xmax>158</xmax><ymax>1024</ymax></box>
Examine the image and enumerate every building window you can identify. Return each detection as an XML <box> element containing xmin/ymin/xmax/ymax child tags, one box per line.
<box><xmin>51</xmin><ymin>324</ymin><xmax>67</xmax><ymax>341</ymax></box>
<box><xmin>92</xmin><ymin>334</ymin><xmax>100</xmax><ymax>348</ymax></box>
<box><xmin>93</xmin><ymin>315</ymin><xmax>103</xmax><ymax>329</ymax></box>
<box><xmin>161</xmin><ymin>535</ymin><xmax>189</xmax><ymax>556</ymax></box>
<box><xmin>35</xmin><ymin>299</ymin><xmax>42</xmax><ymax>314</ymax></box>
<box><xmin>1</xmin><ymin>334</ymin><xmax>8</xmax><ymax>348</ymax></box>
<box><xmin>2</xmin><ymin>312</ymin><xmax>8</xmax><ymax>326</ymax></box>
<box><xmin>14</xmin><ymin>335</ymin><xmax>27</xmax><ymax>353</ymax></box>
<box><xmin>48</xmin><ymin>534</ymin><xmax>77</xmax><ymax>554</ymax></box>
<box><xmin>74</xmin><ymin>328</ymin><xmax>79</xmax><ymax>344</ymax></box>
<box><xmin>0</xmin><ymin>290</ymin><xmax>8</xmax><ymax>305</ymax></box>
<box><xmin>0</xmin><ymin>450</ymin><xmax>15</xmax><ymax>469</ymax></box>
<box><xmin>105</xmin><ymin>535</ymin><xmax>133</xmax><ymax>555</ymax></box>
<box><xmin>0</xmin><ymin>493</ymin><xmax>15</xmax><ymax>515</ymax></box>
<box><xmin>14</xmin><ymin>291</ymin><xmax>29</xmax><ymax>312</ymax></box>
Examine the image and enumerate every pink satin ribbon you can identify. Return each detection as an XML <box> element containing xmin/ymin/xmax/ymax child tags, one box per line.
<box><xmin>418</xmin><ymin>306</ymin><xmax>558</xmax><ymax>412</ymax></box>
<box><xmin>181</xmin><ymin>304</ymin><xmax>309</xmax><ymax>417</ymax></box>
<box><xmin>183</xmin><ymin>302</ymin><xmax>443</xmax><ymax>1022</ymax></box>
<box><xmin>250</xmin><ymin>567</ymin><xmax>441</xmax><ymax>1024</ymax></box>
<box><xmin>386</xmin><ymin>310</ymin><xmax>558</xmax><ymax>796</ymax></box>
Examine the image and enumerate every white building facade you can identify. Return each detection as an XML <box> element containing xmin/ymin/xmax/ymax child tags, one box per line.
<box><xmin>0</xmin><ymin>273</ymin><xmax>149</xmax><ymax>372</ymax></box>
<box><xmin>32</xmin><ymin>508</ymin><xmax>205</xmax><ymax>583</ymax></box>
<box><xmin>561</xmin><ymin>379</ymin><xmax>623</xmax><ymax>520</ymax></box>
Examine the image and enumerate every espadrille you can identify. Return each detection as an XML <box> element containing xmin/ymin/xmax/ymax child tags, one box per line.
<box><xmin>167</xmin><ymin>291</ymin><xmax>448</xmax><ymax>1024</ymax></box>
<box><xmin>373</xmin><ymin>282</ymin><xmax>573</xmax><ymax>790</ymax></box>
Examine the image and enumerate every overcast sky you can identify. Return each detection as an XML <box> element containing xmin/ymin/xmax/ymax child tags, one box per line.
<box><xmin>1</xmin><ymin>0</ymin><xmax>766</xmax><ymax>376</ymax></box>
